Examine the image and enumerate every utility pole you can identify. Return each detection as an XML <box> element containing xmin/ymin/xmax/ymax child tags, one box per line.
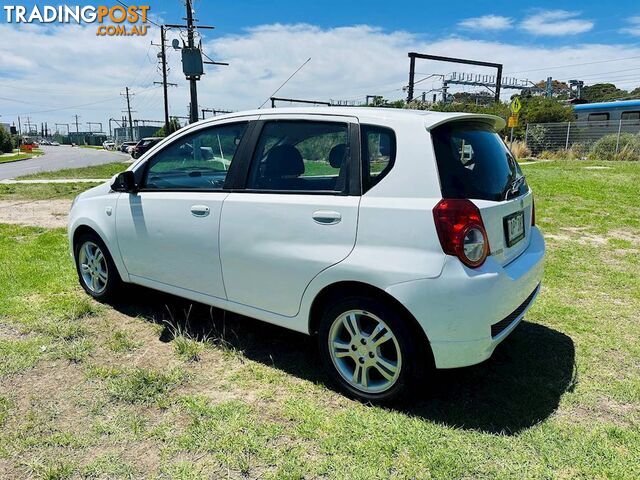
<box><xmin>185</xmin><ymin>0</ymin><xmax>198</xmax><ymax>124</ymax></box>
<box><xmin>24</xmin><ymin>117</ymin><xmax>33</xmax><ymax>134</ymax></box>
<box><xmin>153</xmin><ymin>26</ymin><xmax>178</xmax><ymax>135</ymax></box>
<box><xmin>73</xmin><ymin>114</ymin><xmax>81</xmax><ymax>133</ymax></box>
<box><xmin>167</xmin><ymin>1</ymin><xmax>226</xmax><ymax>124</ymax></box>
<box><xmin>121</xmin><ymin>87</ymin><xmax>135</xmax><ymax>141</ymax></box>
<box><xmin>17</xmin><ymin>116</ymin><xmax>22</xmax><ymax>136</ymax></box>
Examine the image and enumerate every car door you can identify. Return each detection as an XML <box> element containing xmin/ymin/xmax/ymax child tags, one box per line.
<box><xmin>115</xmin><ymin>118</ymin><xmax>254</xmax><ymax>299</ymax></box>
<box><xmin>219</xmin><ymin>115</ymin><xmax>361</xmax><ymax>317</ymax></box>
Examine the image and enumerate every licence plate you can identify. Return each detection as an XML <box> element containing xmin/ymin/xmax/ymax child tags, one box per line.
<box><xmin>504</xmin><ymin>211</ymin><xmax>525</xmax><ymax>247</ymax></box>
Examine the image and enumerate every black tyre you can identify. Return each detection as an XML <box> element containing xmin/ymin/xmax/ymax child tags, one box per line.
<box><xmin>74</xmin><ymin>232</ymin><xmax>122</xmax><ymax>302</ymax></box>
<box><xmin>318</xmin><ymin>295</ymin><xmax>423</xmax><ymax>404</ymax></box>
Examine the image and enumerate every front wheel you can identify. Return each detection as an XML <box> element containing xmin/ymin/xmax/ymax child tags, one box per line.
<box><xmin>74</xmin><ymin>233</ymin><xmax>122</xmax><ymax>302</ymax></box>
<box><xmin>318</xmin><ymin>296</ymin><xmax>421</xmax><ymax>404</ymax></box>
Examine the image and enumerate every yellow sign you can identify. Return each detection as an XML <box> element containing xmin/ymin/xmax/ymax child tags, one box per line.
<box><xmin>508</xmin><ymin>115</ymin><xmax>519</xmax><ymax>128</ymax></box>
<box><xmin>510</xmin><ymin>97</ymin><xmax>522</xmax><ymax>114</ymax></box>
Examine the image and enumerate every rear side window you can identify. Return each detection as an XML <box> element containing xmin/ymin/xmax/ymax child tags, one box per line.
<box><xmin>621</xmin><ymin>111</ymin><xmax>640</xmax><ymax>121</ymax></box>
<box><xmin>361</xmin><ymin>125</ymin><xmax>396</xmax><ymax>192</ymax></box>
<box><xmin>246</xmin><ymin>120</ymin><xmax>349</xmax><ymax>193</ymax></box>
<box><xmin>431</xmin><ymin>122</ymin><xmax>526</xmax><ymax>202</ymax></box>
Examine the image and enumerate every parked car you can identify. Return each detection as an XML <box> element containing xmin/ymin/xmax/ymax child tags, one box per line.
<box><xmin>68</xmin><ymin>108</ymin><xmax>544</xmax><ymax>403</ymax></box>
<box><xmin>50</xmin><ymin>141</ymin><xmax>60</xmax><ymax>146</ymax></box>
<box><xmin>103</xmin><ymin>141</ymin><xmax>116</xmax><ymax>150</ymax></box>
<box><xmin>131</xmin><ymin>137</ymin><xmax>163</xmax><ymax>159</ymax></box>
<box><xmin>119</xmin><ymin>141</ymin><xmax>137</xmax><ymax>153</ymax></box>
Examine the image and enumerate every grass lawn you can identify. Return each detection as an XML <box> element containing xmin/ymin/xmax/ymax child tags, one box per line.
<box><xmin>0</xmin><ymin>183</ymin><xmax>101</xmax><ymax>201</ymax></box>
<box><xmin>0</xmin><ymin>160</ymin><xmax>639</xmax><ymax>478</ymax></box>
<box><xmin>0</xmin><ymin>149</ymin><xmax>43</xmax><ymax>164</ymax></box>
<box><xmin>18</xmin><ymin>162</ymin><xmax>129</xmax><ymax>180</ymax></box>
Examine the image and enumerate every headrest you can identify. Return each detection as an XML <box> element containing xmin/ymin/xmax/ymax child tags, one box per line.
<box><xmin>264</xmin><ymin>145</ymin><xmax>304</xmax><ymax>177</ymax></box>
<box><xmin>329</xmin><ymin>143</ymin><xmax>348</xmax><ymax>168</ymax></box>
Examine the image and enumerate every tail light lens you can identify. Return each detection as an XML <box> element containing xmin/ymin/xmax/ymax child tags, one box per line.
<box><xmin>433</xmin><ymin>199</ymin><xmax>490</xmax><ymax>268</ymax></box>
<box><xmin>531</xmin><ymin>196</ymin><xmax>536</xmax><ymax>226</ymax></box>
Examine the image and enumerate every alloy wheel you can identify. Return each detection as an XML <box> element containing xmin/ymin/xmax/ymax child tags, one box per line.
<box><xmin>78</xmin><ymin>241</ymin><xmax>108</xmax><ymax>294</ymax></box>
<box><xmin>328</xmin><ymin>309</ymin><xmax>402</xmax><ymax>394</ymax></box>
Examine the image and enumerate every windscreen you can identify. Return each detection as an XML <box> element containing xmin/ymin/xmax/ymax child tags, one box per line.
<box><xmin>431</xmin><ymin>121</ymin><xmax>526</xmax><ymax>201</ymax></box>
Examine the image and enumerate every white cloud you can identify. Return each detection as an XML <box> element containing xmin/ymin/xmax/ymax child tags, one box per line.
<box><xmin>620</xmin><ymin>16</ymin><xmax>640</xmax><ymax>36</ymax></box>
<box><xmin>458</xmin><ymin>15</ymin><xmax>513</xmax><ymax>31</ymax></box>
<box><xmin>521</xmin><ymin>10</ymin><xmax>594</xmax><ymax>36</ymax></box>
<box><xmin>2</xmin><ymin>22</ymin><xmax>640</xmax><ymax>131</ymax></box>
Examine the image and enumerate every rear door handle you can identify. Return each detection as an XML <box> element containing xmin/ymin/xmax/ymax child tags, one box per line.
<box><xmin>190</xmin><ymin>205</ymin><xmax>210</xmax><ymax>217</ymax></box>
<box><xmin>312</xmin><ymin>210</ymin><xmax>341</xmax><ymax>225</ymax></box>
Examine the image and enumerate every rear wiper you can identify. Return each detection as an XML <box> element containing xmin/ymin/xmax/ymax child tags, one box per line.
<box><xmin>503</xmin><ymin>175</ymin><xmax>526</xmax><ymax>200</ymax></box>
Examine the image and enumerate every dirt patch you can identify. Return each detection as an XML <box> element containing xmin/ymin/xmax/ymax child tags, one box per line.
<box><xmin>0</xmin><ymin>199</ymin><xmax>71</xmax><ymax>228</ymax></box>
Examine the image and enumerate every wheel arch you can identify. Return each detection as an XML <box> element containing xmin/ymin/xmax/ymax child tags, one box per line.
<box><xmin>71</xmin><ymin>223</ymin><xmax>128</xmax><ymax>282</ymax></box>
<box><xmin>308</xmin><ymin>280</ymin><xmax>434</xmax><ymax>364</ymax></box>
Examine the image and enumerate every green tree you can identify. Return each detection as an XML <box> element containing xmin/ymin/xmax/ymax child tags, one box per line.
<box><xmin>154</xmin><ymin>117</ymin><xmax>181</xmax><ymax>137</ymax></box>
<box><xmin>519</xmin><ymin>96</ymin><xmax>575</xmax><ymax>124</ymax></box>
<box><xmin>582</xmin><ymin>83</ymin><xmax>629</xmax><ymax>103</ymax></box>
<box><xmin>0</xmin><ymin>126</ymin><xmax>15</xmax><ymax>153</ymax></box>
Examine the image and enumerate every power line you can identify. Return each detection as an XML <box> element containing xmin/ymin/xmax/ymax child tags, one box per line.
<box><xmin>1</xmin><ymin>86</ymin><xmax>162</xmax><ymax>116</ymax></box>
<box><xmin>506</xmin><ymin>55</ymin><xmax>640</xmax><ymax>75</ymax></box>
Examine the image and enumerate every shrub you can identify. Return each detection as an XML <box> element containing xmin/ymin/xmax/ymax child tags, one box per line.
<box><xmin>509</xmin><ymin>140</ymin><xmax>531</xmax><ymax>159</ymax></box>
<box><xmin>0</xmin><ymin>126</ymin><xmax>14</xmax><ymax>153</ymax></box>
<box><xmin>588</xmin><ymin>133</ymin><xmax>640</xmax><ymax>161</ymax></box>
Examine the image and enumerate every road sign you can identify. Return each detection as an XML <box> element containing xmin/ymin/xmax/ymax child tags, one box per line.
<box><xmin>510</xmin><ymin>97</ymin><xmax>522</xmax><ymax>114</ymax></box>
<box><xmin>508</xmin><ymin>115</ymin><xmax>519</xmax><ymax>128</ymax></box>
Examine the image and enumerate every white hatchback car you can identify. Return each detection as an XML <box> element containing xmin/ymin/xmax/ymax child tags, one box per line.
<box><xmin>69</xmin><ymin>108</ymin><xmax>544</xmax><ymax>403</ymax></box>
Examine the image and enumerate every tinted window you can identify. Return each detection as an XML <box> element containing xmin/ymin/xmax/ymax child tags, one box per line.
<box><xmin>431</xmin><ymin>122</ymin><xmax>526</xmax><ymax>201</ymax></box>
<box><xmin>361</xmin><ymin>125</ymin><xmax>396</xmax><ymax>192</ymax></box>
<box><xmin>143</xmin><ymin>122</ymin><xmax>247</xmax><ymax>190</ymax></box>
<box><xmin>588</xmin><ymin>113</ymin><xmax>609</xmax><ymax>122</ymax></box>
<box><xmin>247</xmin><ymin>121</ymin><xmax>349</xmax><ymax>192</ymax></box>
<box><xmin>621</xmin><ymin>111</ymin><xmax>640</xmax><ymax>121</ymax></box>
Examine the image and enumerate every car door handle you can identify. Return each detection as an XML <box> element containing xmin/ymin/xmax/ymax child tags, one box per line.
<box><xmin>312</xmin><ymin>210</ymin><xmax>341</xmax><ymax>225</ymax></box>
<box><xmin>190</xmin><ymin>205</ymin><xmax>210</xmax><ymax>217</ymax></box>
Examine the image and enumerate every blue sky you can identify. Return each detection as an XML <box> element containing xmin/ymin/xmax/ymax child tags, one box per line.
<box><xmin>186</xmin><ymin>0</ymin><xmax>639</xmax><ymax>44</ymax></box>
<box><xmin>1</xmin><ymin>1</ymin><xmax>640</xmax><ymax>130</ymax></box>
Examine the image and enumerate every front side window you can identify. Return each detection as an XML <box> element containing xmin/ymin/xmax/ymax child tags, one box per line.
<box><xmin>621</xmin><ymin>111</ymin><xmax>640</xmax><ymax>121</ymax></box>
<box><xmin>143</xmin><ymin>122</ymin><xmax>248</xmax><ymax>190</ymax></box>
<box><xmin>361</xmin><ymin>125</ymin><xmax>396</xmax><ymax>192</ymax></box>
<box><xmin>246</xmin><ymin>121</ymin><xmax>349</xmax><ymax>193</ymax></box>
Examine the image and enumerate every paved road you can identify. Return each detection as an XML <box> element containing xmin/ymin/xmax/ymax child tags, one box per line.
<box><xmin>0</xmin><ymin>146</ymin><xmax>130</xmax><ymax>180</ymax></box>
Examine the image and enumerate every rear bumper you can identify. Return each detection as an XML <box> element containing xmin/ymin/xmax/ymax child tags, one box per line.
<box><xmin>386</xmin><ymin>227</ymin><xmax>545</xmax><ymax>369</ymax></box>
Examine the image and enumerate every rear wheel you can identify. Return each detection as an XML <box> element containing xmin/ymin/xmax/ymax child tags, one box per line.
<box><xmin>318</xmin><ymin>296</ymin><xmax>421</xmax><ymax>404</ymax></box>
<box><xmin>74</xmin><ymin>233</ymin><xmax>122</xmax><ymax>302</ymax></box>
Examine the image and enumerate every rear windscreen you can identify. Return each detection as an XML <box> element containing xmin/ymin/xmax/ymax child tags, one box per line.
<box><xmin>431</xmin><ymin>121</ymin><xmax>526</xmax><ymax>201</ymax></box>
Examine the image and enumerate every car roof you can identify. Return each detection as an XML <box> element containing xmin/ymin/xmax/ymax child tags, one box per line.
<box><xmin>192</xmin><ymin>107</ymin><xmax>506</xmax><ymax>131</ymax></box>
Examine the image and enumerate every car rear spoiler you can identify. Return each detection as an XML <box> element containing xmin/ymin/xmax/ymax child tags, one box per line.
<box><xmin>426</xmin><ymin>114</ymin><xmax>506</xmax><ymax>132</ymax></box>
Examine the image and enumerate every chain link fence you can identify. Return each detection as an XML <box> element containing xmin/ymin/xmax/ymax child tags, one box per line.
<box><xmin>524</xmin><ymin>120</ymin><xmax>640</xmax><ymax>159</ymax></box>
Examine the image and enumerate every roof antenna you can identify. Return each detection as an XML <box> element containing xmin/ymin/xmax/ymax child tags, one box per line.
<box><xmin>258</xmin><ymin>57</ymin><xmax>312</xmax><ymax>109</ymax></box>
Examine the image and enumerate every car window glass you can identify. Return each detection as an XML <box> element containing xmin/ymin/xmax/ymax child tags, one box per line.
<box><xmin>247</xmin><ymin>121</ymin><xmax>349</xmax><ymax>192</ymax></box>
<box><xmin>621</xmin><ymin>111</ymin><xmax>640</xmax><ymax>121</ymax></box>
<box><xmin>143</xmin><ymin>122</ymin><xmax>247</xmax><ymax>190</ymax></box>
<box><xmin>361</xmin><ymin>125</ymin><xmax>396</xmax><ymax>191</ymax></box>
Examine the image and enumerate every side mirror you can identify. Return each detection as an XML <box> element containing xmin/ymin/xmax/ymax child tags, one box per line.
<box><xmin>111</xmin><ymin>171</ymin><xmax>137</xmax><ymax>193</ymax></box>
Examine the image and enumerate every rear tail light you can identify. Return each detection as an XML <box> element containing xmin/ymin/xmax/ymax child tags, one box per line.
<box><xmin>433</xmin><ymin>199</ymin><xmax>490</xmax><ymax>268</ymax></box>
<box><xmin>531</xmin><ymin>196</ymin><xmax>536</xmax><ymax>226</ymax></box>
